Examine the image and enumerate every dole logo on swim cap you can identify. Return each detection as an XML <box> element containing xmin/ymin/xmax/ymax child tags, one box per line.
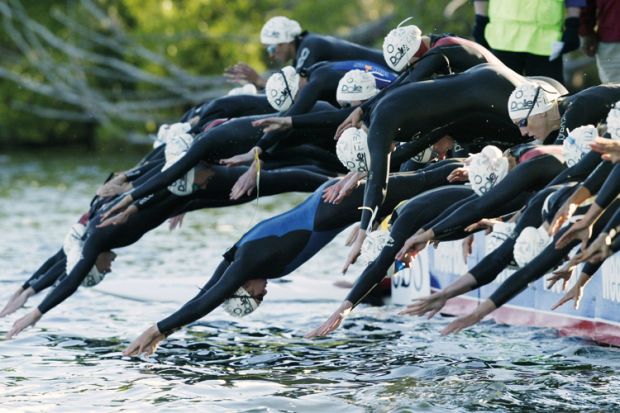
<box><xmin>508</xmin><ymin>83</ymin><xmax>557</xmax><ymax>121</ymax></box>
<box><xmin>260</xmin><ymin>16</ymin><xmax>302</xmax><ymax>45</ymax></box>
<box><xmin>606</xmin><ymin>101</ymin><xmax>620</xmax><ymax>141</ymax></box>
<box><xmin>222</xmin><ymin>286</ymin><xmax>261</xmax><ymax>317</ymax></box>
<box><xmin>336</xmin><ymin>69</ymin><xmax>379</xmax><ymax>103</ymax></box>
<box><xmin>336</xmin><ymin>127</ymin><xmax>371</xmax><ymax>172</ymax></box>
<box><xmin>563</xmin><ymin>124</ymin><xmax>597</xmax><ymax>167</ymax></box>
<box><xmin>513</xmin><ymin>226</ymin><xmax>551</xmax><ymax>268</ymax></box>
<box><xmin>266</xmin><ymin>66</ymin><xmax>300</xmax><ymax>112</ymax></box>
<box><xmin>466</xmin><ymin>145</ymin><xmax>510</xmax><ymax>196</ymax></box>
<box><xmin>382</xmin><ymin>19</ymin><xmax>422</xmax><ymax>72</ymax></box>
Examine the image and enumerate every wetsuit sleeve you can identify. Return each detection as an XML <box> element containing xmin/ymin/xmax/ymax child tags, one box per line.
<box><xmin>546</xmin><ymin>150</ymin><xmax>602</xmax><ymax>186</ymax></box>
<box><xmin>489</xmin><ymin>200</ymin><xmax>620</xmax><ymax>307</ymax></box>
<box><xmin>405</xmin><ymin>51</ymin><xmax>452</xmax><ymax>82</ymax></box>
<box><xmin>128</xmin><ymin>136</ymin><xmax>211</xmax><ymax>201</ymax></box>
<box><xmin>36</xmin><ymin>231</ymin><xmax>110</xmax><ymax>314</ymax></box>
<box><xmin>22</xmin><ymin>249</ymin><xmax>65</xmax><ymax>289</ymax></box>
<box><xmin>582</xmin><ymin>160</ymin><xmax>614</xmax><ymax>194</ymax></box>
<box><xmin>432</xmin><ymin>156</ymin><xmax>562</xmax><ymax>238</ymax></box>
<box><xmin>130</xmin><ymin>159</ymin><xmax>166</xmax><ymax>187</ymax></box>
<box><xmin>360</xmin><ymin>122</ymin><xmax>394</xmax><ymax>230</ymax></box>
<box><xmin>125</xmin><ymin>158</ymin><xmax>164</xmax><ymax>182</ymax></box>
<box><xmin>29</xmin><ymin>259</ymin><xmax>67</xmax><ymax>293</ymax></box>
<box><xmin>255</xmin><ymin>76</ymin><xmax>331</xmax><ymax>151</ymax></box>
<box><xmin>134</xmin><ymin>189</ymin><xmax>173</xmax><ymax>211</ymax></box>
<box><xmin>469</xmin><ymin>186</ymin><xmax>555</xmax><ymax>286</ymax></box>
<box><xmin>291</xmin><ymin>108</ymin><xmax>354</xmax><ymax>130</ymax></box>
<box><xmin>155</xmin><ymin>260</ymin><xmax>247</xmax><ymax>336</ymax></box>
<box><xmin>594</xmin><ymin>164</ymin><xmax>620</xmax><ymax>209</ymax></box>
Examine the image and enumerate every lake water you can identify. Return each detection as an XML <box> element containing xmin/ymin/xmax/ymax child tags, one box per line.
<box><xmin>1</xmin><ymin>151</ymin><xmax>620</xmax><ymax>412</ymax></box>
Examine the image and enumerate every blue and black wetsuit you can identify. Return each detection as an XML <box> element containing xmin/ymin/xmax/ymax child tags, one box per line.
<box><xmin>34</xmin><ymin>164</ymin><xmax>330</xmax><ymax>316</ymax></box>
<box><xmin>155</xmin><ymin>164</ymin><xmax>466</xmax><ymax>336</ymax></box>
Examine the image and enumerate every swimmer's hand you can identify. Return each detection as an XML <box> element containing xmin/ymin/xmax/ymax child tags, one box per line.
<box><xmin>345</xmin><ymin>224</ymin><xmax>360</xmax><ymax>247</ymax></box>
<box><xmin>6</xmin><ymin>308</ymin><xmax>42</xmax><ymax>339</ymax></box>
<box><xmin>0</xmin><ymin>287</ymin><xmax>35</xmax><ymax>318</ymax></box>
<box><xmin>551</xmin><ymin>272</ymin><xmax>591</xmax><ymax>311</ymax></box>
<box><xmin>100</xmin><ymin>194</ymin><xmax>134</xmax><ymax>222</ymax></box>
<box><xmin>96</xmin><ymin>174</ymin><xmax>129</xmax><ymax>198</ymax></box>
<box><xmin>446</xmin><ymin>167</ymin><xmax>469</xmax><ymax>183</ymax></box>
<box><xmin>573</xmin><ymin>231</ymin><xmax>614</xmax><ymax>264</ymax></box>
<box><xmin>546</xmin><ymin>260</ymin><xmax>575</xmax><ymax>290</ymax></box>
<box><xmin>168</xmin><ymin>213</ymin><xmax>185</xmax><ymax>231</ymax></box>
<box><xmin>441</xmin><ymin>299</ymin><xmax>495</xmax><ymax>336</ymax></box>
<box><xmin>220</xmin><ymin>147</ymin><xmax>261</xmax><ymax>167</ymax></box>
<box><xmin>305</xmin><ymin>301</ymin><xmax>353</xmax><ymax>338</ymax></box>
<box><xmin>229</xmin><ymin>161</ymin><xmax>259</xmax><ymax>200</ymax></box>
<box><xmin>224</xmin><ymin>63</ymin><xmax>266</xmax><ymax>88</ymax></box>
<box><xmin>399</xmin><ymin>292</ymin><xmax>447</xmax><ymax>319</ymax></box>
<box><xmin>123</xmin><ymin>325</ymin><xmax>166</xmax><ymax>357</ymax></box>
<box><xmin>395</xmin><ymin>229</ymin><xmax>433</xmax><ymax>262</ymax></box>
<box><xmin>335</xmin><ymin>107</ymin><xmax>364</xmax><ymax>140</ymax></box>
<box><xmin>555</xmin><ymin>219</ymin><xmax>592</xmax><ymax>250</ymax></box>
<box><xmin>465</xmin><ymin>218</ymin><xmax>501</xmax><ymax>234</ymax></box>
<box><xmin>342</xmin><ymin>231</ymin><xmax>366</xmax><ymax>274</ymax></box>
<box><xmin>97</xmin><ymin>205</ymin><xmax>138</xmax><ymax>228</ymax></box>
<box><xmin>461</xmin><ymin>235</ymin><xmax>474</xmax><ymax>264</ymax></box>
<box><xmin>590</xmin><ymin>137</ymin><xmax>620</xmax><ymax>163</ymax></box>
<box><xmin>252</xmin><ymin>117</ymin><xmax>292</xmax><ymax>133</ymax></box>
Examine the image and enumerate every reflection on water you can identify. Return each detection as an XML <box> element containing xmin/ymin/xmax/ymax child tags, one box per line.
<box><xmin>1</xmin><ymin>151</ymin><xmax>620</xmax><ymax>412</ymax></box>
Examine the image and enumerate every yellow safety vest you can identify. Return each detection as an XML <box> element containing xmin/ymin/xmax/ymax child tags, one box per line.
<box><xmin>485</xmin><ymin>0</ymin><xmax>565</xmax><ymax>56</ymax></box>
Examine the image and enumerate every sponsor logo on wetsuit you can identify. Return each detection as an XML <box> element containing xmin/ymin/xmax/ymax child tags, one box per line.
<box><xmin>296</xmin><ymin>48</ymin><xmax>310</xmax><ymax>70</ymax></box>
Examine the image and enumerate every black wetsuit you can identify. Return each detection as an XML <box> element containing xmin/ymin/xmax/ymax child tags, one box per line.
<box><xmin>35</xmin><ymin>165</ymin><xmax>330</xmax><ymax>315</ymax></box>
<box><xmin>431</xmin><ymin>147</ymin><xmax>566</xmax><ymax>240</ymax></box>
<box><xmin>488</xmin><ymin>200</ymin><xmax>620</xmax><ymax>308</ymax></box>
<box><xmin>359</xmin><ymin>35</ymin><xmax>505</xmax><ymax>120</ymax></box>
<box><xmin>127</xmin><ymin>102</ymin><xmax>345</xmax><ymax>203</ymax></box>
<box><xmin>292</xmin><ymin>32</ymin><xmax>385</xmax><ymax>72</ymax></box>
<box><xmin>359</xmin><ymin>63</ymin><xmax>537</xmax><ymax>230</ymax></box>
<box><xmin>552</xmin><ymin>84</ymin><xmax>620</xmax><ymax>144</ymax></box>
<box><xmin>191</xmin><ymin>95</ymin><xmax>276</xmax><ymax>132</ymax></box>
<box><xmin>255</xmin><ymin>60</ymin><xmax>397</xmax><ymax>152</ymax></box>
<box><xmin>154</xmin><ymin>164</ymin><xmax>466</xmax><ymax>336</ymax></box>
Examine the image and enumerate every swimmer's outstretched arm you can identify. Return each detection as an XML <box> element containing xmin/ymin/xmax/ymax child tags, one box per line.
<box><xmin>124</xmin><ymin>260</ymin><xmax>243</xmax><ymax>356</ymax></box>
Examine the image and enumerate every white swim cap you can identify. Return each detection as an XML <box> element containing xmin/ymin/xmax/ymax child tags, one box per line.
<box><xmin>260</xmin><ymin>16</ymin><xmax>302</xmax><ymax>45</ymax></box>
<box><xmin>411</xmin><ymin>146</ymin><xmax>438</xmax><ymax>164</ymax></box>
<box><xmin>513</xmin><ymin>226</ymin><xmax>551</xmax><ymax>268</ymax></box>
<box><xmin>360</xmin><ymin>229</ymin><xmax>393</xmax><ymax>265</ymax></box>
<box><xmin>563</xmin><ymin>124</ymin><xmax>597</xmax><ymax>167</ymax></box>
<box><xmin>336</xmin><ymin>127</ymin><xmax>371</xmax><ymax>172</ymax></box>
<box><xmin>336</xmin><ymin>69</ymin><xmax>379</xmax><ymax>103</ymax></box>
<box><xmin>162</xmin><ymin>132</ymin><xmax>196</xmax><ymax>196</ymax></box>
<box><xmin>606</xmin><ymin>101</ymin><xmax>620</xmax><ymax>141</ymax></box>
<box><xmin>222</xmin><ymin>286</ymin><xmax>261</xmax><ymax>317</ymax></box>
<box><xmin>508</xmin><ymin>83</ymin><xmax>559</xmax><ymax>121</ymax></box>
<box><xmin>154</xmin><ymin>122</ymin><xmax>191</xmax><ymax>149</ymax></box>
<box><xmin>485</xmin><ymin>222</ymin><xmax>516</xmax><ymax>255</ymax></box>
<box><xmin>266</xmin><ymin>66</ymin><xmax>300</xmax><ymax>112</ymax></box>
<box><xmin>466</xmin><ymin>145</ymin><xmax>509</xmax><ymax>196</ymax></box>
<box><xmin>227</xmin><ymin>83</ymin><xmax>258</xmax><ymax>96</ymax></box>
<box><xmin>383</xmin><ymin>20</ymin><xmax>422</xmax><ymax>72</ymax></box>
<box><xmin>336</xmin><ymin>69</ymin><xmax>379</xmax><ymax>102</ymax></box>
<box><xmin>62</xmin><ymin>223</ymin><xmax>107</xmax><ymax>287</ymax></box>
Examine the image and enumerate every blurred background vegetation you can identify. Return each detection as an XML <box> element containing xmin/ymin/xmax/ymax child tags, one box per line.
<box><xmin>0</xmin><ymin>0</ymin><xmax>599</xmax><ymax>151</ymax></box>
